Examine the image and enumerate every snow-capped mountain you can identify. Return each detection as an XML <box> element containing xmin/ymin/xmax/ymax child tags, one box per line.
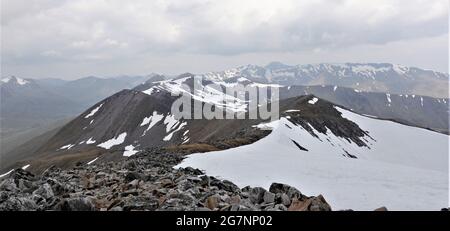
<box><xmin>280</xmin><ymin>85</ymin><xmax>449</xmax><ymax>134</ymax></box>
<box><xmin>0</xmin><ymin>76</ymin><xmax>31</xmax><ymax>86</ymax></box>
<box><xmin>2</xmin><ymin>73</ymin><xmax>447</xmax><ymax>173</ymax></box>
<box><xmin>0</xmin><ymin>75</ymin><xmax>152</xmax><ymax>138</ymax></box>
<box><xmin>136</xmin><ymin>74</ymin><xmax>449</xmax><ymax>133</ymax></box>
<box><xmin>1</xmin><ymin>72</ymin><xmax>448</xmax><ymax>211</ymax></box>
<box><xmin>0</xmin><ymin>76</ymin><xmax>81</xmax><ymax>139</ymax></box>
<box><xmin>203</xmin><ymin>62</ymin><xmax>449</xmax><ymax>98</ymax></box>
<box><xmin>177</xmin><ymin>97</ymin><xmax>449</xmax><ymax>211</ymax></box>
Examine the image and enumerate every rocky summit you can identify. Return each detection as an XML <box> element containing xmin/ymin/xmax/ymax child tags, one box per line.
<box><xmin>0</xmin><ymin>148</ymin><xmax>331</xmax><ymax>211</ymax></box>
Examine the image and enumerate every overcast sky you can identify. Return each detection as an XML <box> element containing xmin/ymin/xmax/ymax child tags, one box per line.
<box><xmin>1</xmin><ymin>0</ymin><xmax>448</xmax><ymax>79</ymax></box>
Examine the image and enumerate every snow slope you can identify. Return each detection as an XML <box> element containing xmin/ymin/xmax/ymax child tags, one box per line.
<box><xmin>142</xmin><ymin>77</ymin><xmax>249</xmax><ymax>113</ymax></box>
<box><xmin>176</xmin><ymin>108</ymin><xmax>449</xmax><ymax>211</ymax></box>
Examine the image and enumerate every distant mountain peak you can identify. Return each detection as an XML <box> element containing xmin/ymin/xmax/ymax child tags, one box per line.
<box><xmin>1</xmin><ymin>76</ymin><xmax>31</xmax><ymax>85</ymax></box>
<box><xmin>265</xmin><ymin>61</ymin><xmax>292</xmax><ymax>70</ymax></box>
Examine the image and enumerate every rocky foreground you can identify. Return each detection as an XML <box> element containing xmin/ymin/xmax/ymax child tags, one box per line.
<box><xmin>0</xmin><ymin>148</ymin><xmax>332</xmax><ymax>211</ymax></box>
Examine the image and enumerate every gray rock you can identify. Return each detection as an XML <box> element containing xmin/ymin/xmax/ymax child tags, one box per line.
<box><xmin>205</xmin><ymin>194</ymin><xmax>221</xmax><ymax>210</ymax></box>
<box><xmin>181</xmin><ymin>167</ymin><xmax>203</xmax><ymax>175</ymax></box>
<box><xmin>0</xmin><ymin>179</ymin><xmax>18</xmax><ymax>192</ymax></box>
<box><xmin>0</xmin><ymin>148</ymin><xmax>333</xmax><ymax>211</ymax></box>
<box><xmin>33</xmin><ymin>183</ymin><xmax>54</xmax><ymax>199</ymax></box>
<box><xmin>249</xmin><ymin>187</ymin><xmax>267</xmax><ymax>204</ymax></box>
<box><xmin>125</xmin><ymin>171</ymin><xmax>142</xmax><ymax>182</ymax></box>
<box><xmin>263</xmin><ymin>191</ymin><xmax>275</xmax><ymax>204</ymax></box>
<box><xmin>309</xmin><ymin>195</ymin><xmax>331</xmax><ymax>211</ymax></box>
<box><xmin>210</xmin><ymin>179</ymin><xmax>239</xmax><ymax>192</ymax></box>
<box><xmin>57</xmin><ymin>197</ymin><xmax>96</xmax><ymax>211</ymax></box>
<box><xmin>123</xmin><ymin>197</ymin><xmax>159</xmax><ymax>211</ymax></box>
<box><xmin>269</xmin><ymin>183</ymin><xmax>291</xmax><ymax>194</ymax></box>
<box><xmin>127</xmin><ymin>179</ymin><xmax>140</xmax><ymax>188</ymax></box>
<box><xmin>287</xmin><ymin>187</ymin><xmax>302</xmax><ymax>199</ymax></box>
<box><xmin>280</xmin><ymin>193</ymin><xmax>291</xmax><ymax>206</ymax></box>
<box><xmin>186</xmin><ymin>176</ymin><xmax>202</xmax><ymax>183</ymax></box>
<box><xmin>199</xmin><ymin>176</ymin><xmax>210</xmax><ymax>187</ymax></box>
<box><xmin>269</xmin><ymin>182</ymin><xmax>302</xmax><ymax>199</ymax></box>
<box><xmin>274</xmin><ymin>204</ymin><xmax>288</xmax><ymax>211</ymax></box>
<box><xmin>0</xmin><ymin>196</ymin><xmax>38</xmax><ymax>211</ymax></box>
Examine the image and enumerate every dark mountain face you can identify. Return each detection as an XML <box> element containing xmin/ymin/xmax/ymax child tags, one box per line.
<box><xmin>279</xmin><ymin>85</ymin><xmax>449</xmax><ymax>134</ymax></box>
<box><xmin>2</xmin><ymin>76</ymin><xmax>372</xmax><ymax>174</ymax></box>
<box><xmin>1</xmin><ymin>65</ymin><xmax>448</xmax><ymax>175</ymax></box>
<box><xmin>137</xmin><ymin>74</ymin><xmax>449</xmax><ymax>134</ymax></box>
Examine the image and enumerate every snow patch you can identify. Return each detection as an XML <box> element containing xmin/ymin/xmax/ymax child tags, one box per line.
<box><xmin>60</xmin><ymin>144</ymin><xmax>75</xmax><ymax>150</ymax></box>
<box><xmin>22</xmin><ymin>164</ymin><xmax>30</xmax><ymax>170</ymax></box>
<box><xmin>142</xmin><ymin>87</ymin><xmax>157</xmax><ymax>95</ymax></box>
<box><xmin>351</xmin><ymin>64</ymin><xmax>389</xmax><ymax>78</ymax></box>
<box><xmin>0</xmin><ymin>169</ymin><xmax>14</xmax><ymax>178</ymax></box>
<box><xmin>252</xmin><ymin>120</ymin><xmax>280</xmax><ymax>130</ymax></box>
<box><xmin>87</xmin><ymin>157</ymin><xmax>98</xmax><ymax>165</ymax></box>
<box><xmin>386</xmin><ymin>93</ymin><xmax>392</xmax><ymax>106</ymax></box>
<box><xmin>393</xmin><ymin>64</ymin><xmax>409</xmax><ymax>75</ymax></box>
<box><xmin>140</xmin><ymin>116</ymin><xmax>152</xmax><ymax>126</ymax></box>
<box><xmin>123</xmin><ymin>145</ymin><xmax>139</xmax><ymax>157</ymax></box>
<box><xmin>1</xmin><ymin>76</ymin><xmax>30</xmax><ymax>85</ymax></box>
<box><xmin>85</xmin><ymin>103</ymin><xmax>104</xmax><ymax>119</ymax></box>
<box><xmin>86</xmin><ymin>137</ymin><xmax>96</xmax><ymax>144</ymax></box>
<box><xmin>97</xmin><ymin>133</ymin><xmax>127</xmax><ymax>149</ymax></box>
<box><xmin>163</xmin><ymin>122</ymin><xmax>187</xmax><ymax>141</ymax></box>
<box><xmin>308</xmin><ymin>97</ymin><xmax>319</xmax><ymax>105</ymax></box>
<box><xmin>164</xmin><ymin>114</ymin><xmax>180</xmax><ymax>133</ymax></box>
<box><xmin>142</xmin><ymin>112</ymin><xmax>164</xmax><ymax>136</ymax></box>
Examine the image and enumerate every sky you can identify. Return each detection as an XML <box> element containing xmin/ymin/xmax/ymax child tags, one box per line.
<box><xmin>1</xmin><ymin>0</ymin><xmax>448</xmax><ymax>79</ymax></box>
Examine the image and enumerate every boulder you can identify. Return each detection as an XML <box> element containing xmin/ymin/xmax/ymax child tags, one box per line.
<box><xmin>57</xmin><ymin>197</ymin><xmax>96</xmax><ymax>211</ymax></box>
<box><xmin>269</xmin><ymin>183</ymin><xmax>291</xmax><ymax>194</ymax></box>
<box><xmin>205</xmin><ymin>195</ymin><xmax>221</xmax><ymax>210</ymax></box>
<box><xmin>263</xmin><ymin>191</ymin><xmax>275</xmax><ymax>204</ymax></box>
<box><xmin>280</xmin><ymin>193</ymin><xmax>291</xmax><ymax>206</ymax></box>
<box><xmin>0</xmin><ymin>179</ymin><xmax>18</xmax><ymax>192</ymax></box>
<box><xmin>125</xmin><ymin>171</ymin><xmax>142</xmax><ymax>182</ymax></box>
<box><xmin>210</xmin><ymin>179</ymin><xmax>240</xmax><ymax>192</ymax></box>
<box><xmin>374</xmin><ymin>206</ymin><xmax>388</xmax><ymax>211</ymax></box>
<box><xmin>249</xmin><ymin>187</ymin><xmax>267</xmax><ymax>204</ymax></box>
<box><xmin>309</xmin><ymin>195</ymin><xmax>332</xmax><ymax>211</ymax></box>
<box><xmin>32</xmin><ymin>183</ymin><xmax>54</xmax><ymax>200</ymax></box>
<box><xmin>269</xmin><ymin>183</ymin><xmax>302</xmax><ymax>199</ymax></box>
<box><xmin>181</xmin><ymin>167</ymin><xmax>203</xmax><ymax>175</ymax></box>
<box><xmin>0</xmin><ymin>196</ymin><xmax>38</xmax><ymax>211</ymax></box>
<box><xmin>288</xmin><ymin>195</ymin><xmax>331</xmax><ymax>211</ymax></box>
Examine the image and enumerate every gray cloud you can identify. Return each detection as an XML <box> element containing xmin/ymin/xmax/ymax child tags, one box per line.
<box><xmin>1</xmin><ymin>0</ymin><xmax>448</xmax><ymax>78</ymax></box>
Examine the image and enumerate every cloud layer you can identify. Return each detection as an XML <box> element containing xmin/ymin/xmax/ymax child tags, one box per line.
<box><xmin>1</xmin><ymin>0</ymin><xmax>448</xmax><ymax>78</ymax></box>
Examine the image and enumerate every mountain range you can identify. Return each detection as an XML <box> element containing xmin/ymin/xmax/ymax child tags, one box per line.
<box><xmin>1</xmin><ymin>62</ymin><xmax>448</xmax><ymax>210</ymax></box>
<box><xmin>204</xmin><ymin>62</ymin><xmax>449</xmax><ymax>98</ymax></box>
